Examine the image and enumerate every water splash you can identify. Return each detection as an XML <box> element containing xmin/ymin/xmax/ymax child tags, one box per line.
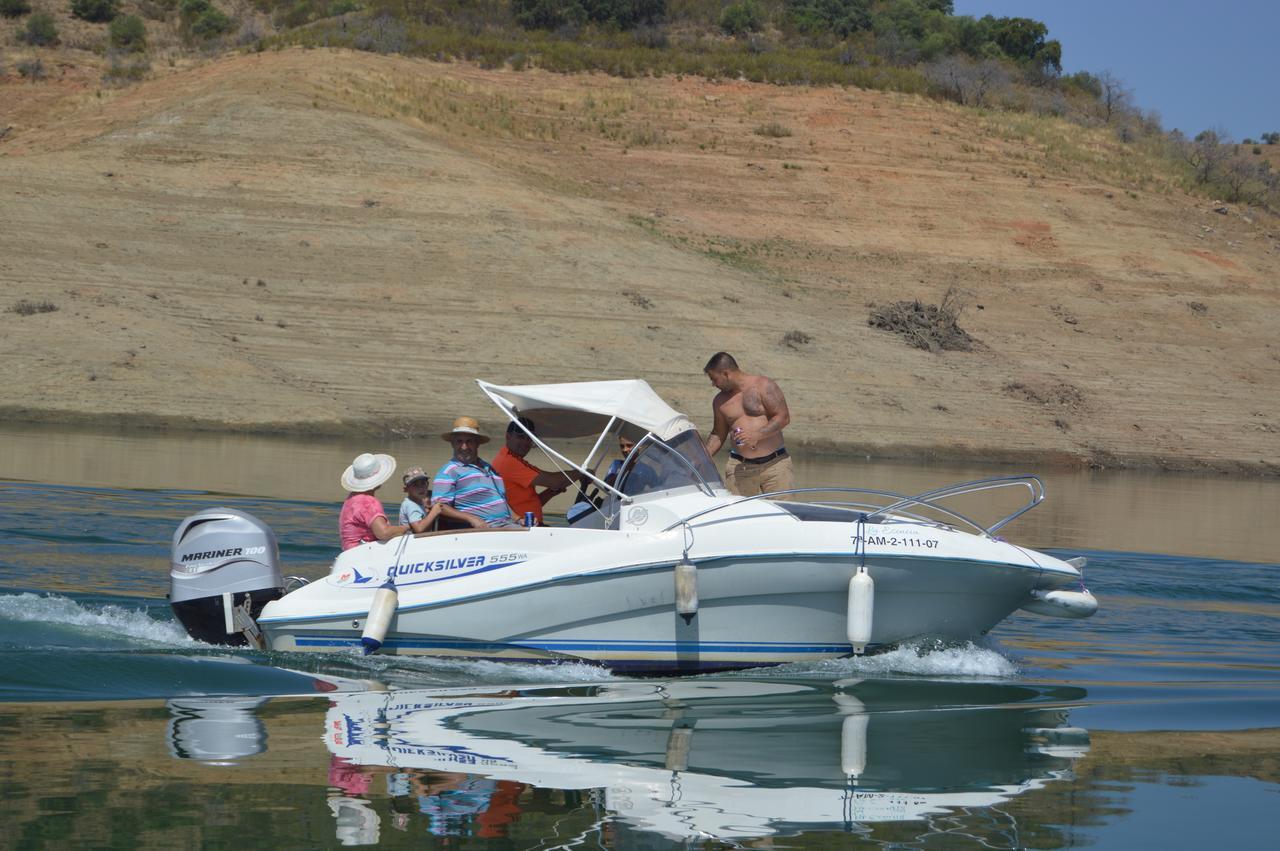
<box><xmin>326</xmin><ymin>651</ymin><xmax>622</xmax><ymax>686</ymax></box>
<box><xmin>0</xmin><ymin>592</ymin><xmax>193</xmax><ymax>647</ymax></box>
<box><xmin>749</xmin><ymin>639</ymin><xmax>1020</xmax><ymax>680</ymax></box>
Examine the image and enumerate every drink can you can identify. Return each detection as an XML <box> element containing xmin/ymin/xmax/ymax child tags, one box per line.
<box><xmin>524</xmin><ymin>511</ymin><xmax>537</xmax><ymax>527</ymax></box>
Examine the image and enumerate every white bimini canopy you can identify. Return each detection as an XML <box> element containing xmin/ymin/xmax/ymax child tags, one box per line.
<box><xmin>477</xmin><ymin>380</ymin><xmax>696</xmax><ymax>440</ymax></box>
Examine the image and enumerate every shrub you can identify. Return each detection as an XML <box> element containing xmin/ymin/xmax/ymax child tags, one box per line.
<box><xmin>17</xmin><ymin>57</ymin><xmax>46</xmax><ymax>78</ymax></box>
<box><xmin>0</xmin><ymin>0</ymin><xmax>32</xmax><ymax>18</ymax></box>
<box><xmin>70</xmin><ymin>0</ymin><xmax>119</xmax><ymax>23</ymax></box>
<box><xmin>754</xmin><ymin>122</ymin><xmax>792</xmax><ymax>138</ymax></box>
<box><xmin>179</xmin><ymin>0</ymin><xmax>233</xmax><ymax>39</ymax></box>
<box><xmin>352</xmin><ymin>12</ymin><xmax>406</xmax><ymax>53</ymax></box>
<box><xmin>9</xmin><ymin>299</ymin><xmax>59</xmax><ymax>315</ymax></box>
<box><xmin>513</xmin><ymin>0</ymin><xmax>583</xmax><ymax>30</ymax></box>
<box><xmin>782</xmin><ymin>330</ymin><xmax>812</xmax><ymax>348</ymax></box>
<box><xmin>868</xmin><ymin>287</ymin><xmax>976</xmax><ymax>353</ymax></box>
<box><xmin>18</xmin><ymin>11</ymin><xmax>58</xmax><ymax>45</ymax></box>
<box><xmin>720</xmin><ymin>1</ymin><xmax>763</xmax><ymax>35</ymax></box>
<box><xmin>103</xmin><ymin>53</ymin><xmax>149</xmax><ymax>83</ymax></box>
<box><xmin>109</xmin><ymin>14</ymin><xmax>147</xmax><ymax>51</ymax></box>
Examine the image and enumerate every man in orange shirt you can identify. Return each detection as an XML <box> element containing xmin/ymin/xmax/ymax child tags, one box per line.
<box><xmin>490</xmin><ymin>418</ymin><xmax>581</xmax><ymax>525</ymax></box>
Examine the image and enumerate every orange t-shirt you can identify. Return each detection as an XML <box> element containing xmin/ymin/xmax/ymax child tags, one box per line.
<box><xmin>491</xmin><ymin>445</ymin><xmax>542</xmax><ymax>523</ymax></box>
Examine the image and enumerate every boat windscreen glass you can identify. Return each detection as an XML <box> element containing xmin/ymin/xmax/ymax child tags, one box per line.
<box><xmin>618</xmin><ymin>430</ymin><xmax>723</xmax><ymax>497</ymax></box>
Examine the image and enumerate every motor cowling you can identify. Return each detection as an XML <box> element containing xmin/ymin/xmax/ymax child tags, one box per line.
<box><xmin>170</xmin><ymin>508</ymin><xmax>284</xmax><ymax>646</ymax></box>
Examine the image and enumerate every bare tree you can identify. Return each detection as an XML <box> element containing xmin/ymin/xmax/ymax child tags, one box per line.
<box><xmin>1220</xmin><ymin>155</ymin><xmax>1272</xmax><ymax>204</ymax></box>
<box><xmin>1097</xmin><ymin>70</ymin><xmax>1131</xmax><ymax>124</ymax></box>
<box><xmin>1186</xmin><ymin>128</ymin><xmax>1234</xmax><ymax>185</ymax></box>
<box><xmin>925</xmin><ymin>56</ymin><xmax>1010</xmax><ymax>108</ymax></box>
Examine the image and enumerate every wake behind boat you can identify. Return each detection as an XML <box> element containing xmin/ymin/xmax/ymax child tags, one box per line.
<box><xmin>168</xmin><ymin>379</ymin><xmax>1097</xmax><ymax>674</ymax></box>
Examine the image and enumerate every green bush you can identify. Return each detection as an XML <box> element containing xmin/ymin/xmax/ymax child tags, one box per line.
<box><xmin>193</xmin><ymin>7</ymin><xmax>233</xmax><ymax>35</ymax></box>
<box><xmin>0</xmin><ymin>0</ymin><xmax>32</xmax><ymax>19</ymax></box>
<box><xmin>109</xmin><ymin>14</ymin><xmax>147</xmax><ymax>51</ymax></box>
<box><xmin>512</xmin><ymin>0</ymin><xmax>665</xmax><ymax>31</ymax></box>
<box><xmin>19</xmin><ymin>11</ymin><xmax>59</xmax><ymax>44</ymax></box>
<box><xmin>786</xmin><ymin>0</ymin><xmax>872</xmax><ymax>37</ymax></box>
<box><xmin>719</xmin><ymin>1</ymin><xmax>763</xmax><ymax>35</ymax></box>
<box><xmin>512</xmin><ymin>0</ymin><xmax>583</xmax><ymax>29</ymax></box>
<box><xmin>180</xmin><ymin>0</ymin><xmax>234</xmax><ymax>38</ymax></box>
<box><xmin>70</xmin><ymin>0</ymin><xmax>119</xmax><ymax>23</ymax></box>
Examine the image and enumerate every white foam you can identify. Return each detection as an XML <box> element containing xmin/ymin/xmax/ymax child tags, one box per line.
<box><xmin>355</xmin><ymin>652</ymin><xmax>622</xmax><ymax>684</ymax></box>
<box><xmin>770</xmin><ymin>639</ymin><xmax>1020</xmax><ymax>679</ymax></box>
<box><xmin>0</xmin><ymin>592</ymin><xmax>195</xmax><ymax>646</ymax></box>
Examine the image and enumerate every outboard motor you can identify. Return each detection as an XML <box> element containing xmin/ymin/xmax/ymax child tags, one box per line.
<box><xmin>170</xmin><ymin>508</ymin><xmax>284</xmax><ymax>647</ymax></box>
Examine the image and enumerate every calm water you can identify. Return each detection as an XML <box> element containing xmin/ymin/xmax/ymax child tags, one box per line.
<box><xmin>0</xmin><ymin>427</ymin><xmax>1277</xmax><ymax>849</ymax></box>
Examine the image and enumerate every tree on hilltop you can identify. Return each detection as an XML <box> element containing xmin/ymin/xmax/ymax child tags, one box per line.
<box><xmin>985</xmin><ymin>15</ymin><xmax>1061</xmax><ymax>74</ymax></box>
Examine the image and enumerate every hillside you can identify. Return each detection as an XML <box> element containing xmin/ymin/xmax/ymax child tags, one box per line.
<box><xmin>1</xmin><ymin>48</ymin><xmax>1277</xmax><ymax>473</ymax></box>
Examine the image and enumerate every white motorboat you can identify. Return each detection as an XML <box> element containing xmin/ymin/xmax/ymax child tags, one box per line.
<box><xmin>319</xmin><ymin>678</ymin><xmax>1091</xmax><ymax>843</ymax></box>
<box><xmin>169</xmin><ymin>379</ymin><xmax>1097</xmax><ymax>673</ymax></box>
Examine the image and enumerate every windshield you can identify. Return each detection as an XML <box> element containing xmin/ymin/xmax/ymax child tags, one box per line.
<box><xmin>618</xmin><ymin>431</ymin><xmax>724</xmax><ymax>498</ymax></box>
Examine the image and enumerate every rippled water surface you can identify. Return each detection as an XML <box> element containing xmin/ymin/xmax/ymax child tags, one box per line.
<box><xmin>0</xmin><ymin>428</ymin><xmax>1277</xmax><ymax>849</ymax></box>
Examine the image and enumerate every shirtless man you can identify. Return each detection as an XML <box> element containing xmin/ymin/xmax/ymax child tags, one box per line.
<box><xmin>703</xmin><ymin>352</ymin><xmax>794</xmax><ymax>496</ymax></box>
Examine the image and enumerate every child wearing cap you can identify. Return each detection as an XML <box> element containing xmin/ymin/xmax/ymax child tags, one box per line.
<box><xmin>399</xmin><ymin>466</ymin><xmax>442</xmax><ymax>533</ymax></box>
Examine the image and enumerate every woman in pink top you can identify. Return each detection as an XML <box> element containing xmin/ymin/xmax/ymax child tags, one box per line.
<box><xmin>339</xmin><ymin>452</ymin><xmax>413</xmax><ymax>550</ymax></box>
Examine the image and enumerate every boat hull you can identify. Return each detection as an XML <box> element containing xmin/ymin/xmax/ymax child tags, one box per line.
<box><xmin>261</xmin><ymin>553</ymin><xmax>1049</xmax><ymax>673</ymax></box>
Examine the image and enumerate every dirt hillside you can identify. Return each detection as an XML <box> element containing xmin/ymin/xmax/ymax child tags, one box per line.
<box><xmin>1</xmin><ymin>49</ymin><xmax>1277</xmax><ymax>473</ymax></box>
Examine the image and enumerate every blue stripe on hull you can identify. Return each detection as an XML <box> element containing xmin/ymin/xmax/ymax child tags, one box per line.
<box><xmin>292</xmin><ymin>635</ymin><xmax>852</xmax><ymax>654</ymax></box>
<box><xmin>284</xmin><ymin>634</ymin><xmax>862</xmax><ymax>673</ymax></box>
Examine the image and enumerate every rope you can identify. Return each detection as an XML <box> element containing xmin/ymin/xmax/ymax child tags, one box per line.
<box><xmin>855</xmin><ymin>512</ymin><xmax>868</xmax><ymax>570</ymax></box>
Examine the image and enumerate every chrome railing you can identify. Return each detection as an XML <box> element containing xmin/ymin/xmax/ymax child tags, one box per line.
<box><xmin>661</xmin><ymin>476</ymin><xmax>1045</xmax><ymax>539</ymax></box>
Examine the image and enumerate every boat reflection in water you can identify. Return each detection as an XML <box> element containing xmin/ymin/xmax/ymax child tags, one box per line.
<box><xmin>166</xmin><ymin>695</ymin><xmax>271</xmax><ymax>765</ymax></box>
<box><xmin>317</xmin><ymin>677</ymin><xmax>1090</xmax><ymax>844</ymax></box>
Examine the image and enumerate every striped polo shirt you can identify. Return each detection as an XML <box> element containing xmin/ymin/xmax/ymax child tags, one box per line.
<box><xmin>431</xmin><ymin>458</ymin><xmax>513</xmax><ymax>526</ymax></box>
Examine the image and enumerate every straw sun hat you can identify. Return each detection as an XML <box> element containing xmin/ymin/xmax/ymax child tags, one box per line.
<box><xmin>440</xmin><ymin>416</ymin><xmax>490</xmax><ymax>444</ymax></box>
<box><xmin>341</xmin><ymin>452</ymin><xmax>397</xmax><ymax>492</ymax></box>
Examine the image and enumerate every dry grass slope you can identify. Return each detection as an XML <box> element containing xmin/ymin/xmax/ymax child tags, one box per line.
<box><xmin>0</xmin><ymin>48</ymin><xmax>1277</xmax><ymax>473</ymax></box>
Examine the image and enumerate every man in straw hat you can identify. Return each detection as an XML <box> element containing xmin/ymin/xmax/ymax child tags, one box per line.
<box><xmin>340</xmin><ymin>452</ymin><xmax>415</xmax><ymax>550</ymax></box>
<box><xmin>431</xmin><ymin>417</ymin><xmax>521</xmax><ymax>529</ymax></box>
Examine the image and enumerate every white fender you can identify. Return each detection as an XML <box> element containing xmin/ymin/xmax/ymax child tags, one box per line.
<box><xmin>664</xmin><ymin>725</ymin><xmax>693</xmax><ymax>772</ymax></box>
<box><xmin>674</xmin><ymin>557</ymin><xmax>698</xmax><ymax>621</ymax></box>
<box><xmin>834</xmin><ymin>693</ymin><xmax>868</xmax><ymax>778</ymax></box>
<box><xmin>847</xmin><ymin>566</ymin><xmax>874</xmax><ymax>654</ymax></box>
<box><xmin>1020</xmin><ymin>587</ymin><xmax>1098</xmax><ymax>619</ymax></box>
<box><xmin>361</xmin><ymin>579</ymin><xmax>398</xmax><ymax>654</ymax></box>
